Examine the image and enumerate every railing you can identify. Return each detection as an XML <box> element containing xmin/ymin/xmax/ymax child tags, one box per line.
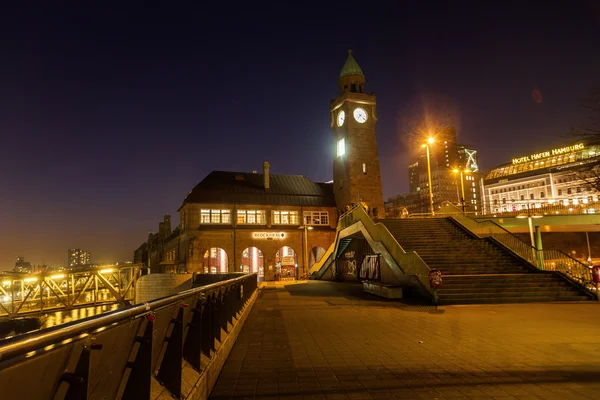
<box><xmin>339</xmin><ymin>204</ymin><xmax>435</xmax><ymax>300</ymax></box>
<box><xmin>0</xmin><ymin>273</ymin><xmax>258</xmax><ymax>399</ymax></box>
<box><xmin>480</xmin><ymin>199</ymin><xmax>600</xmax><ymax>218</ymax></box>
<box><xmin>439</xmin><ymin>202</ymin><xmax>595</xmax><ymax>292</ymax></box>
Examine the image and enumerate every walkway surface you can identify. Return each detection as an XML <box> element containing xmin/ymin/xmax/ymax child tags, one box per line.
<box><xmin>211</xmin><ymin>281</ymin><xmax>600</xmax><ymax>400</ymax></box>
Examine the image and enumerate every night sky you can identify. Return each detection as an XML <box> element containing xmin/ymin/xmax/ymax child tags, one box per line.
<box><xmin>1</xmin><ymin>2</ymin><xmax>599</xmax><ymax>268</ymax></box>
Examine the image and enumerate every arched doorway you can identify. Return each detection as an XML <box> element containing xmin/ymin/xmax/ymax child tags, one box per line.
<box><xmin>276</xmin><ymin>246</ymin><xmax>297</xmax><ymax>281</ymax></box>
<box><xmin>241</xmin><ymin>247</ymin><xmax>264</xmax><ymax>281</ymax></box>
<box><xmin>203</xmin><ymin>248</ymin><xmax>228</xmax><ymax>274</ymax></box>
<box><xmin>308</xmin><ymin>246</ymin><xmax>326</xmax><ymax>269</ymax></box>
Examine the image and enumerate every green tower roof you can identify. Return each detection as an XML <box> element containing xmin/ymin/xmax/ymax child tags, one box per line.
<box><xmin>339</xmin><ymin>50</ymin><xmax>364</xmax><ymax>78</ymax></box>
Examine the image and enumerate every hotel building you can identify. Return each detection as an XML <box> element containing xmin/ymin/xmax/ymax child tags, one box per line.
<box><xmin>483</xmin><ymin>142</ymin><xmax>600</xmax><ymax>215</ymax></box>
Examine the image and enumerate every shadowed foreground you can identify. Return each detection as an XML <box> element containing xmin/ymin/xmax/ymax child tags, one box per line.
<box><xmin>211</xmin><ymin>281</ymin><xmax>600</xmax><ymax>399</ymax></box>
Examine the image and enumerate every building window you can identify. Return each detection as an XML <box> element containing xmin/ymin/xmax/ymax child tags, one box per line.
<box><xmin>530</xmin><ymin>193</ymin><xmax>534</xmax><ymax>200</ymax></box>
<box><xmin>558</xmin><ymin>189</ymin><xmax>563</xmax><ymax>196</ymax></box>
<box><xmin>540</xmin><ymin>192</ymin><xmax>545</xmax><ymax>198</ymax></box>
<box><xmin>201</xmin><ymin>209</ymin><xmax>231</xmax><ymax>224</ymax></box>
<box><xmin>337</xmin><ymin>138</ymin><xmax>345</xmax><ymax>157</ymax></box>
<box><xmin>502</xmin><ymin>198</ymin><xmax>506</xmax><ymax>204</ymax></box>
<box><xmin>237</xmin><ymin>210</ymin><xmax>266</xmax><ymax>224</ymax></box>
<box><xmin>567</xmin><ymin>188</ymin><xmax>572</xmax><ymax>195</ymax></box>
<box><xmin>304</xmin><ymin>211</ymin><xmax>329</xmax><ymax>226</ymax></box>
<box><xmin>273</xmin><ymin>210</ymin><xmax>299</xmax><ymax>225</ymax></box>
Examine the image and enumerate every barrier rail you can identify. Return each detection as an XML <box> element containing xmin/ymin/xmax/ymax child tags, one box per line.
<box><xmin>0</xmin><ymin>273</ymin><xmax>258</xmax><ymax>399</ymax></box>
<box><xmin>340</xmin><ymin>205</ymin><xmax>435</xmax><ymax>301</ymax></box>
<box><xmin>439</xmin><ymin>203</ymin><xmax>595</xmax><ymax>292</ymax></box>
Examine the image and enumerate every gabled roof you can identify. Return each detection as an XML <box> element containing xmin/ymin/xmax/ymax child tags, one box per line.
<box><xmin>339</xmin><ymin>50</ymin><xmax>364</xmax><ymax>78</ymax></box>
<box><xmin>179</xmin><ymin>171</ymin><xmax>336</xmax><ymax>210</ymax></box>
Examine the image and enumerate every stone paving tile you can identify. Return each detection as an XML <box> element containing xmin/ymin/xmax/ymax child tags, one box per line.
<box><xmin>210</xmin><ymin>281</ymin><xmax>600</xmax><ymax>399</ymax></box>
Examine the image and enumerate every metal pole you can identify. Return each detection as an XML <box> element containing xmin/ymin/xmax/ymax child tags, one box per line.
<box><xmin>460</xmin><ymin>171</ymin><xmax>466</xmax><ymax>216</ymax></box>
<box><xmin>425</xmin><ymin>144</ymin><xmax>434</xmax><ymax>216</ymax></box>
<box><xmin>535</xmin><ymin>225</ymin><xmax>544</xmax><ymax>270</ymax></box>
<box><xmin>304</xmin><ymin>226</ymin><xmax>308</xmax><ymax>278</ymax></box>
<box><xmin>586</xmin><ymin>231</ymin><xmax>592</xmax><ymax>265</ymax></box>
<box><xmin>527</xmin><ymin>216</ymin><xmax>535</xmax><ymax>247</ymax></box>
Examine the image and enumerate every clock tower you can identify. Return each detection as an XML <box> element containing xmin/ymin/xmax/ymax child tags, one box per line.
<box><xmin>331</xmin><ymin>50</ymin><xmax>385</xmax><ymax>218</ymax></box>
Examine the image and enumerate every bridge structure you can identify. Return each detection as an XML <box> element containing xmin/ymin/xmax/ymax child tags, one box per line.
<box><xmin>309</xmin><ymin>204</ymin><xmax>598</xmax><ymax>304</ymax></box>
<box><xmin>0</xmin><ymin>273</ymin><xmax>258</xmax><ymax>399</ymax></box>
<box><xmin>0</xmin><ymin>264</ymin><xmax>144</xmax><ymax>318</ymax></box>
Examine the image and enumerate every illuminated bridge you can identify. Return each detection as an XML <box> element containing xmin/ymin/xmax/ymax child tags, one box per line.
<box><xmin>0</xmin><ymin>264</ymin><xmax>143</xmax><ymax>318</ymax></box>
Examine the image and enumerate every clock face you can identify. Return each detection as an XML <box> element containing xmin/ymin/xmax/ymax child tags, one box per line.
<box><xmin>353</xmin><ymin>107</ymin><xmax>368</xmax><ymax>123</ymax></box>
<box><xmin>337</xmin><ymin>110</ymin><xmax>345</xmax><ymax>127</ymax></box>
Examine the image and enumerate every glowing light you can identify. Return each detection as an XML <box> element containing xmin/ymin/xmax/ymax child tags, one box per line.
<box><xmin>50</xmin><ymin>274</ymin><xmax>65</xmax><ymax>280</ymax></box>
<box><xmin>2</xmin><ymin>280</ymin><xmax>11</xmax><ymax>286</ymax></box>
<box><xmin>24</xmin><ymin>277</ymin><xmax>38</xmax><ymax>283</ymax></box>
<box><xmin>427</xmin><ymin>137</ymin><xmax>434</xmax><ymax>144</ymax></box>
<box><xmin>336</xmin><ymin>138</ymin><xmax>345</xmax><ymax>157</ymax></box>
<box><xmin>99</xmin><ymin>269</ymin><xmax>114</xmax><ymax>274</ymax></box>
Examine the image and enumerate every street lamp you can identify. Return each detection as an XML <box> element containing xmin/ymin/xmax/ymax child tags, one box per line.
<box><xmin>298</xmin><ymin>225</ymin><xmax>314</xmax><ymax>278</ymax></box>
<box><xmin>421</xmin><ymin>137</ymin><xmax>435</xmax><ymax>216</ymax></box>
<box><xmin>452</xmin><ymin>169</ymin><xmax>470</xmax><ymax>215</ymax></box>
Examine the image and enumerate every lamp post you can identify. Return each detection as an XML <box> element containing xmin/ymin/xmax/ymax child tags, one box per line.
<box><xmin>452</xmin><ymin>169</ymin><xmax>470</xmax><ymax>215</ymax></box>
<box><xmin>421</xmin><ymin>137</ymin><xmax>435</xmax><ymax>216</ymax></box>
<box><xmin>298</xmin><ymin>225</ymin><xmax>314</xmax><ymax>278</ymax></box>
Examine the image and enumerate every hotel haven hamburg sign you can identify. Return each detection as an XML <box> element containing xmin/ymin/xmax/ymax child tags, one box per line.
<box><xmin>512</xmin><ymin>143</ymin><xmax>584</xmax><ymax>165</ymax></box>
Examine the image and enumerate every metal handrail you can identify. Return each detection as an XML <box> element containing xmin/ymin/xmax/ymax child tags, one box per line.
<box><xmin>0</xmin><ymin>274</ymin><xmax>254</xmax><ymax>362</ymax></box>
<box><xmin>439</xmin><ymin>202</ymin><xmax>595</xmax><ymax>291</ymax></box>
<box><xmin>339</xmin><ymin>204</ymin><xmax>435</xmax><ymax>300</ymax></box>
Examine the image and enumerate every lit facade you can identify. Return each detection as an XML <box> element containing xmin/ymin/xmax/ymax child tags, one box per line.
<box><xmin>68</xmin><ymin>249</ymin><xmax>91</xmax><ymax>267</ymax></box>
<box><xmin>134</xmin><ymin>167</ymin><xmax>337</xmax><ymax>281</ymax></box>
<box><xmin>133</xmin><ymin>51</ymin><xmax>387</xmax><ymax>280</ymax></box>
<box><xmin>389</xmin><ymin>127</ymin><xmax>482</xmax><ymax>214</ymax></box>
<box><xmin>483</xmin><ymin>142</ymin><xmax>600</xmax><ymax>215</ymax></box>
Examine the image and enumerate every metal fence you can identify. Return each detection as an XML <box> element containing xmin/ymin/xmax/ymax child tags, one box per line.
<box><xmin>442</xmin><ymin>206</ymin><xmax>596</xmax><ymax>292</ymax></box>
<box><xmin>0</xmin><ymin>273</ymin><xmax>258</xmax><ymax>399</ymax></box>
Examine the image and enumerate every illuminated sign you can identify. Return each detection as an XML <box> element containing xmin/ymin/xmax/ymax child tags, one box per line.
<box><xmin>252</xmin><ymin>232</ymin><xmax>286</xmax><ymax>239</ymax></box>
<box><xmin>512</xmin><ymin>143</ymin><xmax>584</xmax><ymax>164</ymax></box>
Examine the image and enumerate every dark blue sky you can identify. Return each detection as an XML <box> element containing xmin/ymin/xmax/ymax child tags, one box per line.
<box><xmin>1</xmin><ymin>1</ymin><xmax>599</xmax><ymax>267</ymax></box>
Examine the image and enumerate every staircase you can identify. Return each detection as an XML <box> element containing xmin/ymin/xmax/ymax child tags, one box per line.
<box><xmin>381</xmin><ymin>218</ymin><xmax>592</xmax><ymax>304</ymax></box>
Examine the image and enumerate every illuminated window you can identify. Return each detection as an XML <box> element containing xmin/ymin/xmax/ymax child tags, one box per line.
<box><xmin>273</xmin><ymin>210</ymin><xmax>299</xmax><ymax>225</ymax></box>
<box><xmin>237</xmin><ymin>210</ymin><xmax>266</xmax><ymax>224</ymax></box>
<box><xmin>201</xmin><ymin>209</ymin><xmax>231</xmax><ymax>224</ymax></box>
<box><xmin>304</xmin><ymin>211</ymin><xmax>329</xmax><ymax>226</ymax></box>
<box><xmin>363</xmin><ymin>163</ymin><xmax>366</xmax><ymax>174</ymax></box>
<box><xmin>337</xmin><ymin>138</ymin><xmax>345</xmax><ymax>157</ymax></box>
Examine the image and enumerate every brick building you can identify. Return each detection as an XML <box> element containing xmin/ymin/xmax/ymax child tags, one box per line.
<box><xmin>134</xmin><ymin>50</ymin><xmax>385</xmax><ymax>280</ymax></box>
<box><xmin>137</xmin><ymin>165</ymin><xmax>337</xmax><ymax>280</ymax></box>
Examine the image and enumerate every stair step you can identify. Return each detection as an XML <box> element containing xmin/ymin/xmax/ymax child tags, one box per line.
<box><xmin>440</xmin><ymin>296</ymin><xmax>590</xmax><ymax>305</ymax></box>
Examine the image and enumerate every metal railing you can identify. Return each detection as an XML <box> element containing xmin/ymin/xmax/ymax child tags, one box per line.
<box><xmin>439</xmin><ymin>203</ymin><xmax>595</xmax><ymax>292</ymax></box>
<box><xmin>481</xmin><ymin>199</ymin><xmax>600</xmax><ymax>218</ymax></box>
<box><xmin>339</xmin><ymin>204</ymin><xmax>435</xmax><ymax>301</ymax></box>
<box><xmin>0</xmin><ymin>273</ymin><xmax>258</xmax><ymax>399</ymax></box>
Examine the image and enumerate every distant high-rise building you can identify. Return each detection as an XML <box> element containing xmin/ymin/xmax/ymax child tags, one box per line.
<box><xmin>68</xmin><ymin>249</ymin><xmax>91</xmax><ymax>267</ymax></box>
<box><xmin>399</xmin><ymin>127</ymin><xmax>483</xmax><ymax>214</ymax></box>
<box><xmin>14</xmin><ymin>256</ymin><xmax>32</xmax><ymax>273</ymax></box>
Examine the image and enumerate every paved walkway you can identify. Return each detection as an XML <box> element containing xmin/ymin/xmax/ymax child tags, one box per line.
<box><xmin>211</xmin><ymin>281</ymin><xmax>600</xmax><ymax>399</ymax></box>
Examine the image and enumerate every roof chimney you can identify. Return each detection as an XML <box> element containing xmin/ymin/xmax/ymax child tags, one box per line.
<box><xmin>263</xmin><ymin>161</ymin><xmax>270</xmax><ymax>191</ymax></box>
